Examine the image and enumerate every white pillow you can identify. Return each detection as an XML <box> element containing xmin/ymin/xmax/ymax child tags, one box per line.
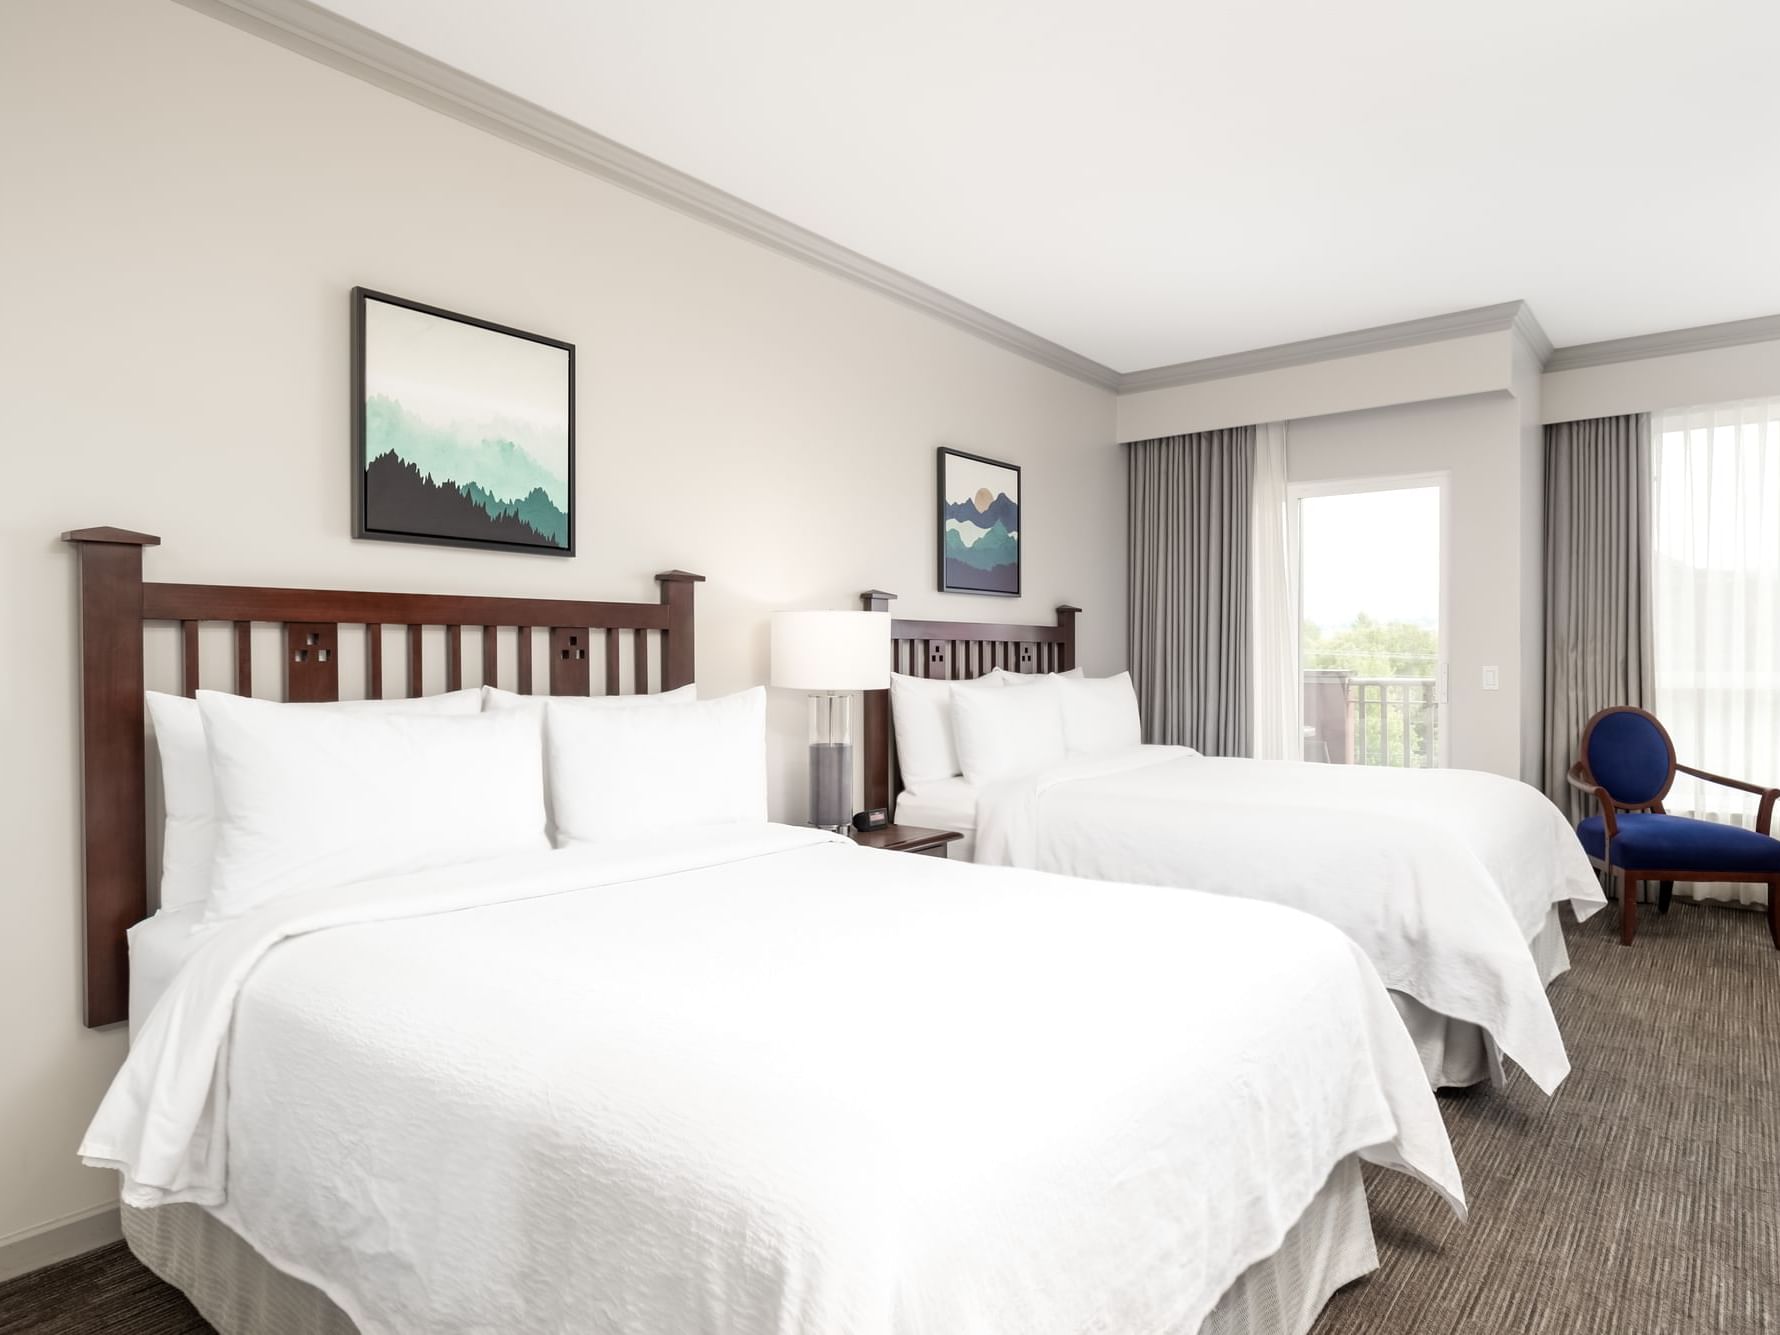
<box><xmin>482</xmin><ymin>683</ymin><xmax>696</xmax><ymax>717</ymax></box>
<box><xmin>1056</xmin><ymin>671</ymin><xmax>1143</xmax><ymax>754</ymax></box>
<box><xmin>484</xmin><ymin>683</ymin><xmax>697</xmax><ymax>838</ymax></box>
<box><xmin>198</xmin><ymin>691</ymin><xmax>546</xmax><ymax>922</ymax></box>
<box><xmin>949</xmin><ymin>677</ymin><xmax>1068</xmax><ymax>785</ymax></box>
<box><xmin>988</xmin><ymin>666</ymin><xmax>1084</xmax><ymax>686</ymax></box>
<box><xmin>147</xmin><ymin>688</ymin><xmax>482</xmax><ymax>910</ymax></box>
<box><xmin>547</xmin><ymin>687</ymin><xmax>768</xmax><ymax>845</ymax></box>
<box><xmin>889</xmin><ymin>673</ymin><xmax>955</xmax><ymax>791</ymax></box>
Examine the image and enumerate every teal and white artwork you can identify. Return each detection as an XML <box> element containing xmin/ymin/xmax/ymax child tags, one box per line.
<box><xmin>353</xmin><ymin>289</ymin><xmax>574</xmax><ymax>554</ymax></box>
<box><xmin>938</xmin><ymin>447</ymin><xmax>1021</xmax><ymax>595</ymax></box>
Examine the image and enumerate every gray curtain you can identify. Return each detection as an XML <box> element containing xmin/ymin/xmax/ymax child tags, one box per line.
<box><xmin>1127</xmin><ymin>428</ymin><xmax>1254</xmax><ymax>755</ymax></box>
<box><xmin>1543</xmin><ymin>413</ymin><xmax>1655</xmax><ymax>824</ymax></box>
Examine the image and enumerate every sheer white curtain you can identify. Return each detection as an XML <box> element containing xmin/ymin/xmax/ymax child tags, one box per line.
<box><xmin>1249</xmin><ymin>421</ymin><xmax>1301</xmax><ymax>760</ymax></box>
<box><xmin>1653</xmin><ymin>399</ymin><xmax>1780</xmax><ymax>906</ymax></box>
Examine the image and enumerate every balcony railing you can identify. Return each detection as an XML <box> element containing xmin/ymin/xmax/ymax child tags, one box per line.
<box><xmin>1302</xmin><ymin>669</ymin><xmax>1438</xmax><ymax>768</ymax></box>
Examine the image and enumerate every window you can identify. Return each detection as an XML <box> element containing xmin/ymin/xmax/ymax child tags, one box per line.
<box><xmin>1653</xmin><ymin>400</ymin><xmax>1780</xmax><ymax>842</ymax></box>
<box><xmin>1289</xmin><ymin>475</ymin><xmax>1448</xmax><ymax>767</ymax></box>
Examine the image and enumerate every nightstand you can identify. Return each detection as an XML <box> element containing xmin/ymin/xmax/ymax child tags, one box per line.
<box><xmin>847</xmin><ymin>823</ymin><xmax>963</xmax><ymax>858</ymax></box>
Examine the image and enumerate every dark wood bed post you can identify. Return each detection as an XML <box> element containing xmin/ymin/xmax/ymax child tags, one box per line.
<box><xmin>1057</xmin><ymin>606</ymin><xmax>1081</xmax><ymax>671</ymax></box>
<box><xmin>62</xmin><ymin>527</ymin><xmax>160</xmax><ymax>1028</ymax></box>
<box><xmin>656</xmin><ymin>570</ymin><xmax>705</xmax><ymax>690</ymax></box>
<box><xmin>861</xmin><ymin>590</ymin><xmax>897</xmax><ymax>813</ymax></box>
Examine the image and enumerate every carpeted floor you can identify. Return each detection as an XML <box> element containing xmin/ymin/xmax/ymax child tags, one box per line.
<box><xmin>1315</xmin><ymin>898</ymin><xmax>1779</xmax><ymax>1335</ymax></box>
<box><xmin>2</xmin><ymin>900</ymin><xmax>1773</xmax><ymax>1335</ymax></box>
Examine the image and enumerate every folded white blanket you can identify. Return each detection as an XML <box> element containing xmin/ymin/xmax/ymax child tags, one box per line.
<box><xmin>973</xmin><ymin>748</ymin><xmax>1607</xmax><ymax>1093</ymax></box>
<box><xmin>86</xmin><ymin>823</ymin><xmax>1462</xmax><ymax>1335</ymax></box>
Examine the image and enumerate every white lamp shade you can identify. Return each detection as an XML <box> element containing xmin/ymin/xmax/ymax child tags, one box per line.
<box><xmin>770</xmin><ymin>611</ymin><xmax>891</xmax><ymax>691</ymax></box>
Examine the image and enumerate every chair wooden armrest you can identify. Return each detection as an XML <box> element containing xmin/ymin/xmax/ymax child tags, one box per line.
<box><xmin>1675</xmin><ymin>763</ymin><xmax>1780</xmax><ymax>835</ymax></box>
<box><xmin>1567</xmin><ymin>762</ymin><xmax>1619</xmax><ymax>839</ymax></box>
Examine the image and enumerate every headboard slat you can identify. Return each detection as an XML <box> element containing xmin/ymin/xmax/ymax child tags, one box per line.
<box><xmin>633</xmin><ymin>627</ymin><xmax>650</xmax><ymax>694</ymax></box>
<box><xmin>858</xmin><ymin>589</ymin><xmax>1080</xmax><ymax>819</ymax></box>
<box><xmin>604</xmin><ymin>627</ymin><xmax>621</xmax><ymax>696</ymax></box>
<box><xmin>233</xmin><ymin>621</ymin><xmax>252</xmax><ymax>696</ymax></box>
<box><xmin>482</xmin><ymin>625</ymin><xmax>498</xmax><ymax>689</ymax></box>
<box><xmin>366</xmin><ymin>623</ymin><xmax>383</xmax><ymax>699</ymax></box>
<box><xmin>407</xmin><ymin>625</ymin><xmax>423</xmax><ymax>699</ymax></box>
<box><xmin>62</xmin><ymin>526</ymin><xmax>701</xmax><ymax>1028</ymax></box>
<box><xmin>446</xmin><ymin>625</ymin><xmax>464</xmax><ymax>692</ymax></box>
<box><xmin>180</xmin><ymin>621</ymin><xmax>200</xmax><ymax>697</ymax></box>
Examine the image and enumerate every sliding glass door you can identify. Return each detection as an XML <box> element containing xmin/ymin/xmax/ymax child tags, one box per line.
<box><xmin>1290</xmin><ymin>475</ymin><xmax>1448</xmax><ymax>767</ymax></box>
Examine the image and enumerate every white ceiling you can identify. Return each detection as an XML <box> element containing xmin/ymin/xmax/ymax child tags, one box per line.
<box><xmin>314</xmin><ymin>0</ymin><xmax>1780</xmax><ymax>374</ymax></box>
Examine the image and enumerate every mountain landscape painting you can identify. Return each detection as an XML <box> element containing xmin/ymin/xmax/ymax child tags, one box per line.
<box><xmin>938</xmin><ymin>447</ymin><xmax>1021</xmax><ymax>596</ymax></box>
<box><xmin>352</xmin><ymin>289</ymin><xmax>573</xmax><ymax>555</ymax></box>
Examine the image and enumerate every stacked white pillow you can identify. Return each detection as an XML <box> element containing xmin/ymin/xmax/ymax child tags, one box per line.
<box><xmin>195</xmin><ymin>690</ymin><xmax>547</xmax><ymax>922</ymax></box>
<box><xmin>890</xmin><ymin>665</ymin><xmax>1139</xmax><ymax>790</ymax></box>
<box><xmin>151</xmin><ymin>679</ymin><xmax>767</xmax><ymax>924</ymax></box>
<box><xmin>1054</xmin><ymin>671</ymin><xmax>1144</xmax><ymax>755</ymax></box>
<box><xmin>482</xmin><ymin>683</ymin><xmax>696</xmax><ymax>719</ymax></box>
<box><xmin>485</xmin><ymin>682</ymin><xmax>698</xmax><ymax>840</ymax></box>
<box><xmin>950</xmin><ymin>678</ymin><xmax>1070</xmax><ymax>785</ymax></box>
<box><xmin>546</xmin><ymin>687</ymin><xmax>767</xmax><ymax>844</ymax></box>
<box><xmin>987</xmin><ymin>666</ymin><xmax>1084</xmax><ymax>687</ymax></box>
<box><xmin>148</xmin><ymin>688</ymin><xmax>483</xmax><ymax>911</ymax></box>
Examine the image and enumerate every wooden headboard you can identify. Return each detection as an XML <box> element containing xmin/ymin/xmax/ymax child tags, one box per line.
<box><xmin>858</xmin><ymin>590</ymin><xmax>1079</xmax><ymax>817</ymax></box>
<box><xmin>63</xmin><ymin>526</ymin><xmax>703</xmax><ymax>1028</ymax></box>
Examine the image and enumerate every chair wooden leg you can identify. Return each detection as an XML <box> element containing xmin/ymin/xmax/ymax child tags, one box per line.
<box><xmin>1658</xmin><ymin>880</ymin><xmax>1674</xmax><ymax>914</ymax></box>
<box><xmin>1767</xmin><ymin>881</ymin><xmax>1779</xmax><ymax>951</ymax></box>
<box><xmin>1621</xmin><ymin>874</ymin><xmax>1638</xmax><ymax>946</ymax></box>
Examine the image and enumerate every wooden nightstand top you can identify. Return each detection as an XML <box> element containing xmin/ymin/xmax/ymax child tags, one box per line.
<box><xmin>847</xmin><ymin>823</ymin><xmax>964</xmax><ymax>856</ymax></box>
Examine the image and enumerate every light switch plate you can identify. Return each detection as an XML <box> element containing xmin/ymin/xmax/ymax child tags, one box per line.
<box><xmin>1481</xmin><ymin>666</ymin><xmax>1500</xmax><ymax>691</ymax></box>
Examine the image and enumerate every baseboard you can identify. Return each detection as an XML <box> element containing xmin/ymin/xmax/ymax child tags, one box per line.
<box><xmin>0</xmin><ymin>1202</ymin><xmax>123</xmax><ymax>1283</ymax></box>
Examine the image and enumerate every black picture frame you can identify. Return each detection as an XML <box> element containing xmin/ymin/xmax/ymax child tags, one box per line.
<box><xmin>351</xmin><ymin>287</ymin><xmax>576</xmax><ymax>557</ymax></box>
<box><xmin>937</xmin><ymin>446</ymin><xmax>1021</xmax><ymax>597</ymax></box>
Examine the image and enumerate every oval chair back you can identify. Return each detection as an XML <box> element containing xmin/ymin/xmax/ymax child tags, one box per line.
<box><xmin>1580</xmin><ymin>707</ymin><xmax>1677</xmax><ymax>811</ymax></box>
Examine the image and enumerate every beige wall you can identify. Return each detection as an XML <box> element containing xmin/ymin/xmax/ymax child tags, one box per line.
<box><xmin>1287</xmin><ymin>394</ymin><xmax>1534</xmax><ymax>778</ymax></box>
<box><xmin>1543</xmin><ymin>339</ymin><xmax>1780</xmax><ymax>423</ymax></box>
<box><xmin>1116</xmin><ymin>332</ymin><xmax>1513</xmax><ymax>441</ymax></box>
<box><xmin>0</xmin><ymin>0</ymin><xmax>1121</xmax><ymax>1248</ymax></box>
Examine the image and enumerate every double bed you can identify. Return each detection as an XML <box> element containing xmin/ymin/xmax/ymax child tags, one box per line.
<box><xmin>862</xmin><ymin>593</ymin><xmax>1605</xmax><ymax>1094</ymax></box>
<box><xmin>67</xmin><ymin>529</ymin><xmax>1464</xmax><ymax>1335</ymax></box>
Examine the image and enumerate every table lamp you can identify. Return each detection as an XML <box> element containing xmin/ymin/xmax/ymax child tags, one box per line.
<box><xmin>770</xmin><ymin>610</ymin><xmax>891</xmax><ymax>830</ymax></box>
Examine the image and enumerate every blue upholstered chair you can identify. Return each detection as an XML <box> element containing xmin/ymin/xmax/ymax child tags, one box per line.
<box><xmin>1568</xmin><ymin>707</ymin><xmax>1780</xmax><ymax>947</ymax></box>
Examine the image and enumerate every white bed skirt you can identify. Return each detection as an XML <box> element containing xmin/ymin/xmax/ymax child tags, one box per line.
<box><xmin>120</xmin><ymin>1156</ymin><xmax>1376</xmax><ymax>1335</ymax></box>
<box><xmin>1392</xmin><ymin>904</ymin><xmax>1572</xmax><ymax>1089</ymax></box>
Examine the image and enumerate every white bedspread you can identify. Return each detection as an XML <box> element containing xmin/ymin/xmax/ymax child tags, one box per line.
<box><xmin>974</xmin><ymin>748</ymin><xmax>1607</xmax><ymax>1094</ymax></box>
<box><xmin>85</xmin><ymin>824</ymin><xmax>1462</xmax><ymax>1335</ymax></box>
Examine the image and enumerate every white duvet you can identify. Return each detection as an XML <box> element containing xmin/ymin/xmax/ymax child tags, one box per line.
<box><xmin>85</xmin><ymin>824</ymin><xmax>1462</xmax><ymax>1335</ymax></box>
<box><xmin>973</xmin><ymin>748</ymin><xmax>1607</xmax><ymax>1094</ymax></box>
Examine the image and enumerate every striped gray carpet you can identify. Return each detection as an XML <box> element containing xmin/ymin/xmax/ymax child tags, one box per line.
<box><xmin>3</xmin><ymin>900</ymin><xmax>1773</xmax><ymax>1334</ymax></box>
<box><xmin>1316</xmin><ymin>899</ymin><xmax>1779</xmax><ymax>1335</ymax></box>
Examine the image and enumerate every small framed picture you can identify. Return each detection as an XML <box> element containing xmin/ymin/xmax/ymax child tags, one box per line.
<box><xmin>937</xmin><ymin>447</ymin><xmax>1021</xmax><ymax>596</ymax></box>
<box><xmin>352</xmin><ymin>288</ymin><xmax>574</xmax><ymax>556</ymax></box>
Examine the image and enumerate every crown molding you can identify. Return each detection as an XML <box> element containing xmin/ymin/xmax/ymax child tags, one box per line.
<box><xmin>1546</xmin><ymin>313</ymin><xmax>1780</xmax><ymax>373</ymax></box>
<box><xmin>1117</xmin><ymin>301</ymin><xmax>1536</xmax><ymax>394</ymax></box>
<box><xmin>1510</xmin><ymin>302</ymin><xmax>1553</xmax><ymax>366</ymax></box>
<box><xmin>173</xmin><ymin>0</ymin><xmax>1123</xmax><ymax>392</ymax></box>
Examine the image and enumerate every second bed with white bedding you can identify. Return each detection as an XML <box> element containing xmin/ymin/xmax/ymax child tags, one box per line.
<box><xmin>92</xmin><ymin>824</ymin><xmax>1462</xmax><ymax>1335</ymax></box>
<box><xmin>939</xmin><ymin>746</ymin><xmax>1605</xmax><ymax>1092</ymax></box>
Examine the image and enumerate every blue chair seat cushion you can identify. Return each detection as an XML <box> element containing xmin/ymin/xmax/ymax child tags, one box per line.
<box><xmin>1577</xmin><ymin>812</ymin><xmax>1780</xmax><ymax>875</ymax></box>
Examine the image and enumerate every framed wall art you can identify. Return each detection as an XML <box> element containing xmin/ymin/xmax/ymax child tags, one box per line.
<box><xmin>937</xmin><ymin>446</ymin><xmax>1020</xmax><ymax>596</ymax></box>
<box><xmin>352</xmin><ymin>287</ymin><xmax>574</xmax><ymax>555</ymax></box>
